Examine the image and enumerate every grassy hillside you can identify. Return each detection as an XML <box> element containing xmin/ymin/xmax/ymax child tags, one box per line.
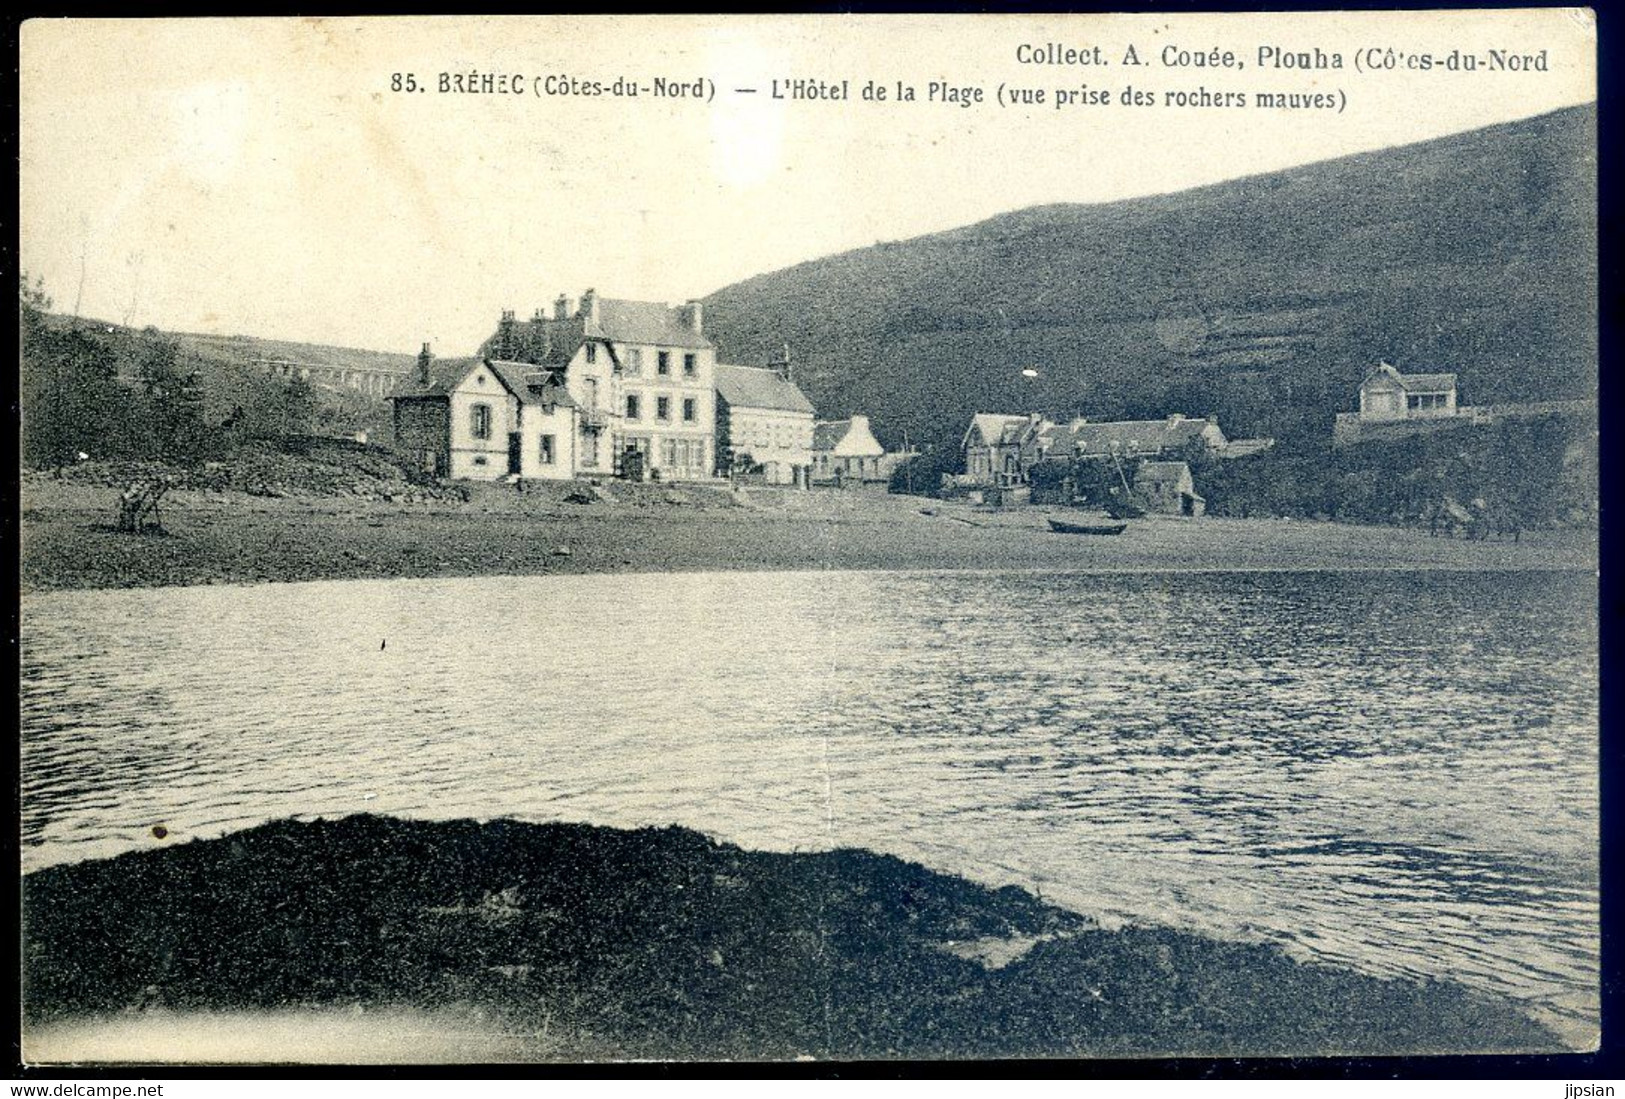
<box><xmin>702</xmin><ymin>105</ymin><xmax>1596</xmax><ymax>456</ymax></box>
<box><xmin>28</xmin><ymin>312</ymin><xmax>404</xmax><ymax>443</ymax></box>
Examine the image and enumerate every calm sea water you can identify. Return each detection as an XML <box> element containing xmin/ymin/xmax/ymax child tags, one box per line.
<box><xmin>20</xmin><ymin>568</ymin><xmax>1598</xmax><ymax>1042</ymax></box>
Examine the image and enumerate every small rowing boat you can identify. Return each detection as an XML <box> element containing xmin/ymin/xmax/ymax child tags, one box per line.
<box><xmin>1047</xmin><ymin>517</ymin><xmax>1128</xmax><ymax>536</ymax></box>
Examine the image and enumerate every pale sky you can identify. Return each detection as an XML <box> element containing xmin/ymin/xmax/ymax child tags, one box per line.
<box><xmin>20</xmin><ymin>12</ymin><xmax>1595</xmax><ymax>357</ymax></box>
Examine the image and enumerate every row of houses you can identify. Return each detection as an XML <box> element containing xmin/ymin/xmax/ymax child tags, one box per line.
<box><xmin>959</xmin><ymin>411</ymin><xmax>1237</xmax><ymax>489</ymax></box>
<box><xmin>953</xmin><ymin>410</ymin><xmax>1272</xmax><ymax>515</ymax></box>
<box><xmin>389</xmin><ymin>291</ymin><xmax>894</xmax><ymax>486</ymax></box>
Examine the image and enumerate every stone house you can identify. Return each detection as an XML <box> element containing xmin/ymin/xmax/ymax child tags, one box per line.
<box><xmin>715</xmin><ymin>355</ymin><xmax>816</xmax><ymax>487</ymax></box>
<box><xmin>1133</xmin><ymin>460</ymin><xmax>1206</xmax><ymax>517</ymax></box>
<box><xmin>390</xmin><ymin>346</ymin><xmax>577</xmax><ymax>480</ymax></box>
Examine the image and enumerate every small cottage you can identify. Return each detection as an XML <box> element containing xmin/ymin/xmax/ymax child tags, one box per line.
<box><xmin>812</xmin><ymin>415</ymin><xmax>886</xmax><ymax>484</ymax></box>
<box><xmin>1356</xmin><ymin>362</ymin><xmax>1459</xmax><ymax>421</ymax></box>
<box><xmin>1132</xmin><ymin>460</ymin><xmax>1205</xmax><ymax>517</ymax></box>
<box><xmin>390</xmin><ymin>346</ymin><xmax>577</xmax><ymax>480</ymax></box>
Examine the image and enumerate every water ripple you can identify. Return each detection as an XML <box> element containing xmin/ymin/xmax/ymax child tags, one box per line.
<box><xmin>19</xmin><ymin>568</ymin><xmax>1598</xmax><ymax>1043</ymax></box>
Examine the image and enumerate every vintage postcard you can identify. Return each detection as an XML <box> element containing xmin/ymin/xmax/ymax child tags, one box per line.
<box><xmin>17</xmin><ymin>12</ymin><xmax>1598</xmax><ymax>1065</ymax></box>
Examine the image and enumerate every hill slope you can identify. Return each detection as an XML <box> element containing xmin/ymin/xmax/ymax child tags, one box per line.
<box><xmin>702</xmin><ymin>105</ymin><xmax>1596</xmax><ymax>454</ymax></box>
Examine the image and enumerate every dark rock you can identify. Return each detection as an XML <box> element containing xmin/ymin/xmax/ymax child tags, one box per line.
<box><xmin>20</xmin><ymin>815</ymin><xmax>1560</xmax><ymax>1061</ymax></box>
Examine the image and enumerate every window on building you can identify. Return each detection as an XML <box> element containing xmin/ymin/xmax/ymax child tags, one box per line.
<box><xmin>683</xmin><ymin>398</ymin><xmax>696</xmax><ymax>422</ymax></box>
<box><xmin>657</xmin><ymin>351</ymin><xmax>670</xmax><ymax>375</ymax></box>
<box><xmin>627</xmin><ymin>348</ymin><xmax>642</xmax><ymax>376</ymax></box>
<box><xmin>539</xmin><ymin>434</ymin><xmax>555</xmax><ymax>465</ymax></box>
<box><xmin>683</xmin><ymin>353</ymin><xmax>696</xmax><ymax>376</ymax></box>
<box><xmin>657</xmin><ymin>396</ymin><xmax>671</xmax><ymax>421</ymax></box>
<box><xmin>662</xmin><ymin>439</ymin><xmax>702</xmax><ymax>468</ymax></box>
<box><xmin>626</xmin><ymin>394</ymin><xmax>641</xmax><ymax>420</ymax></box>
<box><xmin>473</xmin><ymin>455</ymin><xmax>488</xmax><ymax>467</ymax></box>
<box><xmin>471</xmin><ymin>403</ymin><xmax>492</xmax><ymax>440</ymax></box>
<box><xmin>586</xmin><ymin>343</ymin><xmax>598</xmax><ymax>365</ymax></box>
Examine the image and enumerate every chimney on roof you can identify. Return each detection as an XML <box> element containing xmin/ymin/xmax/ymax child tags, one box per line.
<box><xmin>498</xmin><ymin>310</ymin><xmax>516</xmax><ymax>358</ymax></box>
<box><xmin>554</xmin><ymin>293</ymin><xmax>570</xmax><ymax>321</ymax></box>
<box><xmin>680</xmin><ymin>299</ymin><xmax>704</xmax><ymax>335</ymax></box>
<box><xmin>769</xmin><ymin>342</ymin><xmax>793</xmax><ymax>383</ymax></box>
<box><xmin>579</xmin><ymin>289</ymin><xmax>599</xmax><ymax>327</ymax></box>
<box><xmin>532</xmin><ymin>307</ymin><xmax>546</xmax><ymax>322</ymax></box>
<box><xmin>416</xmin><ymin>342</ymin><xmax>432</xmax><ymax>387</ymax></box>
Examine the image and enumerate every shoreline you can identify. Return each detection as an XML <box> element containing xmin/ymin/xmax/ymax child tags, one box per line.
<box><xmin>20</xmin><ymin>476</ymin><xmax>1599</xmax><ymax>594</ymax></box>
<box><xmin>22</xmin><ymin>814</ymin><xmax>1568</xmax><ymax>1062</ymax></box>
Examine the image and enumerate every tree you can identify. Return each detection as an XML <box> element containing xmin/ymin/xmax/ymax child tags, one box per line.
<box><xmin>19</xmin><ymin>271</ymin><xmax>52</xmax><ymax>314</ymax></box>
<box><xmin>20</xmin><ymin>276</ymin><xmax>125</xmax><ymax>469</ymax></box>
<box><xmin>136</xmin><ymin>336</ymin><xmax>207</xmax><ymax>461</ymax></box>
<box><xmin>283</xmin><ymin>375</ymin><xmax>316</xmax><ymax>439</ymax></box>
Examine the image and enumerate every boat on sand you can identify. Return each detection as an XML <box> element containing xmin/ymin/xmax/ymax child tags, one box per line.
<box><xmin>1047</xmin><ymin>517</ymin><xmax>1128</xmax><ymax>536</ymax></box>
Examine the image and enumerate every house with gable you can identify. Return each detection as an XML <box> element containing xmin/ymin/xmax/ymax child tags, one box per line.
<box><xmin>478</xmin><ymin>289</ymin><xmax>716</xmax><ymax>481</ymax></box>
<box><xmin>390</xmin><ymin>344</ymin><xmax>577</xmax><ymax>480</ymax></box>
<box><xmin>812</xmin><ymin>415</ymin><xmax>886</xmax><ymax>484</ymax></box>
<box><xmin>960</xmin><ymin>411</ymin><xmax>1226</xmax><ymax>487</ymax></box>
<box><xmin>1354</xmin><ymin>361</ymin><xmax>1458</xmax><ymax>421</ymax></box>
<box><xmin>962</xmin><ymin>413</ymin><xmax>1047</xmax><ymax>486</ymax></box>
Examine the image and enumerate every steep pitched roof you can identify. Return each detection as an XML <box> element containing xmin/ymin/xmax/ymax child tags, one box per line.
<box><xmin>388</xmin><ymin>357</ymin><xmax>577</xmax><ymax>411</ymax></box>
<box><xmin>715</xmin><ymin>363</ymin><xmax>815</xmax><ymax>414</ymax></box>
<box><xmin>1361</xmin><ymin>362</ymin><xmax>1457</xmax><ymax>393</ymax></box>
<box><xmin>1396</xmin><ymin>372</ymin><xmax>1457</xmax><ymax>392</ymax></box>
<box><xmin>486</xmin><ymin>360</ymin><xmax>578</xmax><ymax>409</ymax></box>
<box><xmin>1068</xmin><ymin>417</ymin><xmax>1220</xmax><ymax>456</ymax></box>
<box><xmin>478</xmin><ymin>316</ymin><xmax>591</xmax><ymax>371</ymax></box>
<box><xmin>964</xmin><ymin>413</ymin><xmax>1039</xmax><ymax>449</ymax></box>
<box><xmin>480</xmin><ymin>298</ymin><xmax>708</xmax><ymax>362</ymax></box>
<box><xmin>812</xmin><ymin>420</ymin><xmax>850</xmax><ymax>452</ymax></box>
<box><xmin>389</xmin><ymin>357</ymin><xmax>484</xmax><ymax>399</ymax></box>
<box><xmin>1218</xmin><ymin>437</ymin><xmax>1276</xmax><ymax>459</ymax></box>
<box><xmin>813</xmin><ymin>417</ymin><xmax>885</xmax><ymax>456</ymax></box>
<box><xmin>589</xmin><ymin>299</ymin><xmax>712</xmax><ymax>350</ymax></box>
<box><xmin>1134</xmin><ymin>460</ymin><xmax>1193</xmax><ymax>485</ymax></box>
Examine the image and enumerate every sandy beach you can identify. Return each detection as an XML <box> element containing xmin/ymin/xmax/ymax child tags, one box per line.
<box><xmin>19</xmin><ymin>475</ymin><xmax>1598</xmax><ymax>594</ymax></box>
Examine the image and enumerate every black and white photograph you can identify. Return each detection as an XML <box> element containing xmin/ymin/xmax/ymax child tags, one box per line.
<box><xmin>15</xmin><ymin>11</ymin><xmax>1600</xmax><ymax>1067</ymax></box>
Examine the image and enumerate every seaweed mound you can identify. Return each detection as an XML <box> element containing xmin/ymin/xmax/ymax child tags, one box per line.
<box><xmin>23</xmin><ymin>815</ymin><xmax>1559</xmax><ymax>1060</ymax></box>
